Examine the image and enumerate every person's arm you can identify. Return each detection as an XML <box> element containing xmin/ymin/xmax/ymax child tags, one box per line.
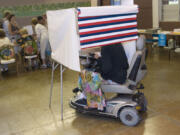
<box><xmin>6</xmin><ymin>38</ymin><xmax>14</xmax><ymax>46</ymax></box>
<box><xmin>14</xmin><ymin>22</ymin><xmax>19</xmax><ymax>30</ymax></box>
<box><xmin>8</xmin><ymin>23</ymin><xmax>19</xmax><ymax>36</ymax></box>
<box><xmin>8</xmin><ymin>23</ymin><xmax>13</xmax><ymax>35</ymax></box>
<box><xmin>35</xmin><ymin>25</ymin><xmax>41</xmax><ymax>43</ymax></box>
<box><xmin>0</xmin><ymin>38</ymin><xmax>14</xmax><ymax>47</ymax></box>
<box><xmin>3</xmin><ymin>21</ymin><xmax>9</xmax><ymax>34</ymax></box>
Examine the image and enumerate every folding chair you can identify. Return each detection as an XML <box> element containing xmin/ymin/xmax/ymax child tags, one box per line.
<box><xmin>22</xmin><ymin>40</ymin><xmax>40</xmax><ymax>71</ymax></box>
<box><xmin>0</xmin><ymin>45</ymin><xmax>20</xmax><ymax>76</ymax></box>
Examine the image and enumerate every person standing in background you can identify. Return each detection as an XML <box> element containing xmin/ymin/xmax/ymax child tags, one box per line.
<box><xmin>8</xmin><ymin>14</ymin><xmax>20</xmax><ymax>42</ymax></box>
<box><xmin>31</xmin><ymin>17</ymin><xmax>40</xmax><ymax>52</ymax></box>
<box><xmin>2</xmin><ymin>11</ymin><xmax>11</xmax><ymax>38</ymax></box>
<box><xmin>0</xmin><ymin>20</ymin><xmax>3</xmax><ymax>29</ymax></box>
<box><xmin>31</xmin><ymin>17</ymin><xmax>38</xmax><ymax>37</ymax></box>
<box><xmin>42</xmin><ymin>14</ymin><xmax>47</xmax><ymax>27</ymax></box>
<box><xmin>35</xmin><ymin>16</ymin><xmax>50</xmax><ymax>69</ymax></box>
<box><xmin>8</xmin><ymin>14</ymin><xmax>20</xmax><ymax>54</ymax></box>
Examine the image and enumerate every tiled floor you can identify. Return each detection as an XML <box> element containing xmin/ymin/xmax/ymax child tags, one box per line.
<box><xmin>0</xmin><ymin>48</ymin><xmax>180</xmax><ymax>135</ymax></box>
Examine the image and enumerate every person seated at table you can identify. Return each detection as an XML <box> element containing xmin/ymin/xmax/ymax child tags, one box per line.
<box><xmin>16</xmin><ymin>28</ymin><xmax>35</xmax><ymax>52</ymax></box>
<box><xmin>16</xmin><ymin>28</ymin><xmax>38</xmax><ymax>69</ymax></box>
<box><xmin>95</xmin><ymin>43</ymin><xmax>129</xmax><ymax>84</ymax></box>
<box><xmin>0</xmin><ymin>29</ymin><xmax>14</xmax><ymax>72</ymax></box>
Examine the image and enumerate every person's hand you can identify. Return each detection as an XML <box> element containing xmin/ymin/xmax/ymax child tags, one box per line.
<box><xmin>13</xmin><ymin>41</ymin><xmax>18</xmax><ymax>46</ymax></box>
<box><xmin>94</xmin><ymin>52</ymin><xmax>101</xmax><ymax>59</ymax></box>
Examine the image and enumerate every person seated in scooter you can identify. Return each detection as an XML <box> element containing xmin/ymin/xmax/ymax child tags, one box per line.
<box><xmin>76</xmin><ymin>43</ymin><xmax>129</xmax><ymax>110</ymax></box>
<box><xmin>95</xmin><ymin>43</ymin><xmax>129</xmax><ymax>84</ymax></box>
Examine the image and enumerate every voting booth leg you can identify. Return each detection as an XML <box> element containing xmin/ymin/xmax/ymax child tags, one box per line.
<box><xmin>49</xmin><ymin>61</ymin><xmax>55</xmax><ymax>108</ymax></box>
<box><xmin>49</xmin><ymin>61</ymin><xmax>65</xmax><ymax>120</ymax></box>
<box><xmin>49</xmin><ymin>61</ymin><xmax>59</xmax><ymax>108</ymax></box>
<box><xmin>60</xmin><ymin>64</ymin><xmax>63</xmax><ymax>120</ymax></box>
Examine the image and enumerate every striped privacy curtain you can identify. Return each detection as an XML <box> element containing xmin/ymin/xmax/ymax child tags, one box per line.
<box><xmin>78</xmin><ymin>6</ymin><xmax>138</xmax><ymax>49</ymax></box>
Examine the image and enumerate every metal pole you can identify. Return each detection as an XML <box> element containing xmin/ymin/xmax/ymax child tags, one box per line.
<box><xmin>60</xmin><ymin>64</ymin><xmax>63</xmax><ymax>120</ymax></box>
<box><xmin>49</xmin><ymin>61</ymin><xmax>55</xmax><ymax>108</ymax></box>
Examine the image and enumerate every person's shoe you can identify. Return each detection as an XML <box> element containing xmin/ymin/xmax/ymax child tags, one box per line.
<box><xmin>73</xmin><ymin>87</ymin><xmax>81</xmax><ymax>93</ymax></box>
<box><xmin>32</xmin><ymin>66</ymin><xmax>35</xmax><ymax>71</ymax></box>
<box><xmin>4</xmin><ymin>67</ymin><xmax>8</xmax><ymax>72</ymax></box>
<box><xmin>1</xmin><ymin>68</ymin><xmax>4</xmax><ymax>72</ymax></box>
<box><xmin>47</xmin><ymin>63</ymin><xmax>52</xmax><ymax>68</ymax></box>
<box><xmin>40</xmin><ymin>64</ymin><xmax>47</xmax><ymax>69</ymax></box>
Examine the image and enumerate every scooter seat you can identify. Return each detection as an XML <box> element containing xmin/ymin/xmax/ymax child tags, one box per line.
<box><xmin>101</xmin><ymin>82</ymin><xmax>136</xmax><ymax>94</ymax></box>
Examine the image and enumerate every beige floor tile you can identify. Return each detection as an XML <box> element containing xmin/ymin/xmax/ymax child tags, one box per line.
<box><xmin>115</xmin><ymin>115</ymin><xmax>180</xmax><ymax>135</ymax></box>
<box><xmin>21</xmin><ymin>128</ymin><xmax>47</xmax><ymax>135</ymax></box>
<box><xmin>0</xmin><ymin>117</ymin><xmax>11</xmax><ymax>135</ymax></box>
<box><xmin>7</xmin><ymin>111</ymin><xmax>39</xmax><ymax>133</ymax></box>
<box><xmin>0</xmin><ymin>49</ymin><xmax>180</xmax><ymax>135</ymax></box>
<box><xmin>27</xmin><ymin>107</ymin><xmax>59</xmax><ymax>126</ymax></box>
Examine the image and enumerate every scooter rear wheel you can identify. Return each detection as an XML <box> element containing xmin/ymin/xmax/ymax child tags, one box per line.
<box><xmin>119</xmin><ymin>107</ymin><xmax>140</xmax><ymax>126</ymax></box>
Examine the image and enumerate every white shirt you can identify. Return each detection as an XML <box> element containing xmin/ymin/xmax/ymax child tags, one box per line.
<box><xmin>3</xmin><ymin>19</ymin><xmax>9</xmax><ymax>38</ymax></box>
<box><xmin>35</xmin><ymin>24</ymin><xmax>49</xmax><ymax>41</ymax></box>
<box><xmin>0</xmin><ymin>37</ymin><xmax>13</xmax><ymax>48</ymax></box>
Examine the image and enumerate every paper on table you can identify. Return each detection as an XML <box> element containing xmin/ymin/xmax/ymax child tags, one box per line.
<box><xmin>23</xmin><ymin>25</ymin><xmax>33</xmax><ymax>35</ymax></box>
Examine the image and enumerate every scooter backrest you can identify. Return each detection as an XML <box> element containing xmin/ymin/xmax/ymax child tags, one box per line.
<box><xmin>127</xmin><ymin>36</ymin><xmax>147</xmax><ymax>85</ymax></box>
<box><xmin>137</xmin><ymin>35</ymin><xmax>145</xmax><ymax>51</ymax></box>
<box><xmin>135</xmin><ymin>48</ymin><xmax>147</xmax><ymax>83</ymax></box>
<box><xmin>127</xmin><ymin>51</ymin><xmax>143</xmax><ymax>84</ymax></box>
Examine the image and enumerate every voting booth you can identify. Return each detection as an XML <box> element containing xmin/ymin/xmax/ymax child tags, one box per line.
<box><xmin>47</xmin><ymin>0</ymin><xmax>138</xmax><ymax>120</ymax></box>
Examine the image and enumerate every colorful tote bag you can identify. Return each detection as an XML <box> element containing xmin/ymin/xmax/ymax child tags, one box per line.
<box><xmin>17</xmin><ymin>36</ymin><xmax>38</xmax><ymax>56</ymax></box>
<box><xmin>0</xmin><ymin>45</ymin><xmax>15</xmax><ymax>60</ymax></box>
<box><xmin>79</xmin><ymin>70</ymin><xmax>106</xmax><ymax>110</ymax></box>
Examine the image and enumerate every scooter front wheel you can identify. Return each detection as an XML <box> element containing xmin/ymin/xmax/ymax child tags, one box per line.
<box><xmin>119</xmin><ymin>107</ymin><xmax>140</xmax><ymax>126</ymax></box>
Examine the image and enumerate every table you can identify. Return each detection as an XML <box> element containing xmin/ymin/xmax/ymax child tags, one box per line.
<box><xmin>138</xmin><ymin>29</ymin><xmax>180</xmax><ymax>61</ymax></box>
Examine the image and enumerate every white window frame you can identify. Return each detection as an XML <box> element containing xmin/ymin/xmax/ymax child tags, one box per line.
<box><xmin>153</xmin><ymin>0</ymin><xmax>180</xmax><ymax>28</ymax></box>
<box><xmin>160</xmin><ymin>0</ymin><xmax>180</xmax><ymax>22</ymax></box>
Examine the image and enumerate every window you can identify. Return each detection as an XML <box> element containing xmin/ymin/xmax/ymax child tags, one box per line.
<box><xmin>169</xmin><ymin>0</ymin><xmax>179</xmax><ymax>4</ymax></box>
<box><xmin>162</xmin><ymin>0</ymin><xmax>180</xmax><ymax>21</ymax></box>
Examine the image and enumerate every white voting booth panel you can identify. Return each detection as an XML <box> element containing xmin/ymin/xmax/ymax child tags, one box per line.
<box><xmin>47</xmin><ymin>6</ymin><xmax>138</xmax><ymax>71</ymax></box>
<box><xmin>47</xmin><ymin>8</ymin><xmax>81</xmax><ymax>72</ymax></box>
<box><xmin>47</xmin><ymin>9</ymin><xmax>81</xmax><ymax>120</ymax></box>
<box><xmin>47</xmin><ymin>4</ymin><xmax>138</xmax><ymax>120</ymax></box>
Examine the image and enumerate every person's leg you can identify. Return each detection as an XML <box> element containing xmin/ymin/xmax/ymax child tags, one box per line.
<box><xmin>0</xmin><ymin>64</ymin><xmax>3</xmax><ymax>72</ymax></box>
<box><xmin>40</xmin><ymin>38</ymin><xmax>47</xmax><ymax>68</ymax></box>
<box><xmin>4</xmin><ymin>64</ymin><xmax>8</xmax><ymax>71</ymax></box>
<box><xmin>45</xmin><ymin>41</ymin><xmax>52</xmax><ymax>67</ymax></box>
<box><xmin>0</xmin><ymin>64</ymin><xmax>8</xmax><ymax>72</ymax></box>
<box><xmin>14</xmin><ymin>45</ymin><xmax>19</xmax><ymax>55</ymax></box>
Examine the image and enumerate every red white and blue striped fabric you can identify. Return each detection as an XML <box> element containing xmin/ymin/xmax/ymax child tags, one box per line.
<box><xmin>78</xmin><ymin>6</ymin><xmax>138</xmax><ymax>49</ymax></box>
